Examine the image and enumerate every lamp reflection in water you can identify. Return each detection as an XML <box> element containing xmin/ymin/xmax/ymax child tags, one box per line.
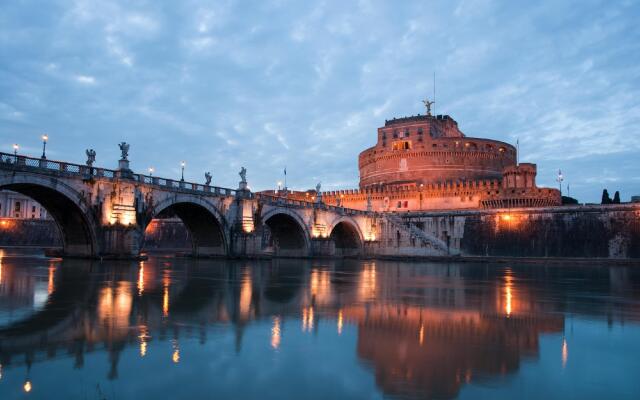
<box><xmin>302</xmin><ymin>307</ymin><xmax>314</xmax><ymax>332</ymax></box>
<box><xmin>162</xmin><ymin>269</ymin><xmax>171</xmax><ymax>317</ymax></box>
<box><xmin>47</xmin><ymin>262</ymin><xmax>56</xmax><ymax>295</ymax></box>
<box><xmin>23</xmin><ymin>380</ymin><xmax>32</xmax><ymax>393</ymax></box>
<box><xmin>337</xmin><ymin>309</ymin><xmax>343</xmax><ymax>335</ymax></box>
<box><xmin>503</xmin><ymin>268</ymin><xmax>514</xmax><ymax>317</ymax></box>
<box><xmin>271</xmin><ymin>316</ymin><xmax>281</xmax><ymax>349</ymax></box>
<box><xmin>419</xmin><ymin>323</ymin><xmax>425</xmax><ymax>346</ymax></box>
<box><xmin>562</xmin><ymin>337</ymin><xmax>568</xmax><ymax>368</ymax></box>
<box><xmin>172</xmin><ymin>339</ymin><xmax>180</xmax><ymax>363</ymax></box>
<box><xmin>137</xmin><ymin>262</ymin><xmax>145</xmax><ymax>296</ymax></box>
<box><xmin>239</xmin><ymin>268</ymin><xmax>252</xmax><ymax>319</ymax></box>
<box><xmin>139</xmin><ymin>326</ymin><xmax>149</xmax><ymax>357</ymax></box>
<box><xmin>358</xmin><ymin>262</ymin><xmax>377</xmax><ymax>302</ymax></box>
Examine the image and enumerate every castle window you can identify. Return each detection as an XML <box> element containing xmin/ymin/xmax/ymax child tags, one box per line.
<box><xmin>403</xmin><ymin>201</ymin><xmax>408</xmax><ymax>207</ymax></box>
<box><xmin>382</xmin><ymin>132</ymin><xmax>387</xmax><ymax>140</ymax></box>
<box><xmin>393</xmin><ymin>129</ymin><xmax>398</xmax><ymax>138</ymax></box>
<box><xmin>418</xmin><ymin>128</ymin><xmax>423</xmax><ymax>135</ymax></box>
<box><xmin>397</xmin><ymin>201</ymin><xmax>402</xmax><ymax>208</ymax></box>
<box><xmin>404</xmin><ymin>128</ymin><xmax>410</xmax><ymax>137</ymax></box>
<box><xmin>432</xmin><ymin>143</ymin><xmax>437</xmax><ymax>148</ymax></box>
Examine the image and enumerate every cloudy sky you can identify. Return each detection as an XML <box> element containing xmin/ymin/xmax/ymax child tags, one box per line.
<box><xmin>1</xmin><ymin>0</ymin><xmax>638</xmax><ymax>202</ymax></box>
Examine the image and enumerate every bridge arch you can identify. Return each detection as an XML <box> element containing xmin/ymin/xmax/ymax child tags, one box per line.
<box><xmin>0</xmin><ymin>173</ymin><xmax>100</xmax><ymax>257</ymax></box>
<box><xmin>261</xmin><ymin>208</ymin><xmax>311</xmax><ymax>257</ymax></box>
<box><xmin>145</xmin><ymin>195</ymin><xmax>229</xmax><ymax>256</ymax></box>
<box><xmin>327</xmin><ymin>216</ymin><xmax>364</xmax><ymax>256</ymax></box>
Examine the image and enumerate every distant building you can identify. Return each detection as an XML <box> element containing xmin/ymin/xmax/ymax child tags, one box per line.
<box><xmin>0</xmin><ymin>190</ymin><xmax>49</xmax><ymax>219</ymax></box>
<box><xmin>263</xmin><ymin>108</ymin><xmax>561</xmax><ymax>212</ymax></box>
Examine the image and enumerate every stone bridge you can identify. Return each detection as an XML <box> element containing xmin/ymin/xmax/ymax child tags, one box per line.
<box><xmin>1</xmin><ymin>151</ymin><xmax>408</xmax><ymax>258</ymax></box>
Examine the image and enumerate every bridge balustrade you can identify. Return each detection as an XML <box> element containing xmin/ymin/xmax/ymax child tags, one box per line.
<box><xmin>0</xmin><ymin>151</ymin><xmax>240</xmax><ymax>198</ymax></box>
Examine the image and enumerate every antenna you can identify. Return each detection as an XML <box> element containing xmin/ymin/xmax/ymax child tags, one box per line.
<box><xmin>433</xmin><ymin>72</ymin><xmax>436</xmax><ymax>116</ymax></box>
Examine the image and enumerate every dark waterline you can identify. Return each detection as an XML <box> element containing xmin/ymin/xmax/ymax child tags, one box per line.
<box><xmin>0</xmin><ymin>249</ymin><xmax>639</xmax><ymax>399</ymax></box>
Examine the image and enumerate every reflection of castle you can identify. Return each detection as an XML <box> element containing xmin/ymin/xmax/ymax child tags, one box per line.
<box><xmin>2</xmin><ymin>258</ymin><xmax>638</xmax><ymax>398</ymax></box>
<box><xmin>350</xmin><ymin>305</ymin><xmax>563</xmax><ymax>399</ymax></box>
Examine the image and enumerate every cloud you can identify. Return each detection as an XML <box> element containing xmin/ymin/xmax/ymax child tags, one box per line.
<box><xmin>0</xmin><ymin>0</ymin><xmax>638</xmax><ymax>201</ymax></box>
<box><xmin>75</xmin><ymin>75</ymin><xmax>96</xmax><ymax>85</ymax></box>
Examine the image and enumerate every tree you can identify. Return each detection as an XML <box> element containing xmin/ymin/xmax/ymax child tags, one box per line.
<box><xmin>613</xmin><ymin>191</ymin><xmax>621</xmax><ymax>204</ymax></box>
<box><xmin>601</xmin><ymin>189</ymin><xmax>612</xmax><ymax>204</ymax></box>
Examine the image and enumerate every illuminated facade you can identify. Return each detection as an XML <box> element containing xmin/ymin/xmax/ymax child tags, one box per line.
<box><xmin>0</xmin><ymin>190</ymin><xmax>48</xmax><ymax>219</ymax></box>
<box><xmin>319</xmin><ymin>111</ymin><xmax>561</xmax><ymax>212</ymax></box>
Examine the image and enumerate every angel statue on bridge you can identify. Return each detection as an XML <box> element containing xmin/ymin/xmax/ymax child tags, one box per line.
<box><xmin>85</xmin><ymin>149</ymin><xmax>96</xmax><ymax>167</ymax></box>
<box><xmin>118</xmin><ymin>142</ymin><xmax>130</xmax><ymax>160</ymax></box>
<box><xmin>239</xmin><ymin>167</ymin><xmax>247</xmax><ymax>183</ymax></box>
<box><xmin>205</xmin><ymin>171</ymin><xmax>212</xmax><ymax>186</ymax></box>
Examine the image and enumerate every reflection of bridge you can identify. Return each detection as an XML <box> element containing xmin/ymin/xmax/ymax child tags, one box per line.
<box><xmin>0</xmin><ymin>257</ymin><xmax>581</xmax><ymax>399</ymax></box>
<box><xmin>3</xmin><ymin>151</ymin><xmax>437</xmax><ymax>258</ymax></box>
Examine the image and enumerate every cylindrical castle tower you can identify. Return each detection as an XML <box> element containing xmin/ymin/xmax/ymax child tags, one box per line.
<box><xmin>358</xmin><ymin>114</ymin><xmax>517</xmax><ymax>189</ymax></box>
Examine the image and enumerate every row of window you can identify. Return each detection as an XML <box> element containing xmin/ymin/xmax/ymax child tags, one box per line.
<box><xmin>382</xmin><ymin>127</ymin><xmax>424</xmax><ymax>140</ymax></box>
<box><xmin>0</xmin><ymin>201</ymin><xmax>45</xmax><ymax>218</ymax></box>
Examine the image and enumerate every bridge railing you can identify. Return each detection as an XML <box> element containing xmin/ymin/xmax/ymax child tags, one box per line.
<box><xmin>255</xmin><ymin>193</ymin><xmax>371</xmax><ymax>215</ymax></box>
<box><xmin>0</xmin><ymin>152</ymin><xmax>240</xmax><ymax>197</ymax></box>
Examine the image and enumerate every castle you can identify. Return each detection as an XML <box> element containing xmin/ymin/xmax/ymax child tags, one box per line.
<box><xmin>269</xmin><ymin>104</ymin><xmax>561</xmax><ymax>212</ymax></box>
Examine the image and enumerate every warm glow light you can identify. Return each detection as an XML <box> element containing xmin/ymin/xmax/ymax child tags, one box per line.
<box><xmin>562</xmin><ymin>337</ymin><xmax>568</xmax><ymax>368</ymax></box>
<box><xmin>503</xmin><ymin>269</ymin><xmax>514</xmax><ymax>317</ymax></box>
<box><xmin>47</xmin><ymin>263</ymin><xmax>55</xmax><ymax>295</ymax></box>
<box><xmin>419</xmin><ymin>323</ymin><xmax>425</xmax><ymax>346</ymax></box>
<box><xmin>13</xmin><ymin>144</ymin><xmax>18</xmax><ymax>151</ymax></box>
<box><xmin>239</xmin><ymin>269</ymin><xmax>252</xmax><ymax>318</ymax></box>
<box><xmin>302</xmin><ymin>307</ymin><xmax>315</xmax><ymax>333</ymax></box>
<box><xmin>310</xmin><ymin>269</ymin><xmax>331</xmax><ymax>305</ymax></box>
<box><xmin>162</xmin><ymin>269</ymin><xmax>171</xmax><ymax>317</ymax></box>
<box><xmin>337</xmin><ymin>309</ymin><xmax>343</xmax><ymax>335</ymax></box>
<box><xmin>24</xmin><ymin>380</ymin><xmax>32</xmax><ymax>393</ymax></box>
<box><xmin>172</xmin><ymin>340</ymin><xmax>180</xmax><ymax>363</ymax></box>
<box><xmin>501</xmin><ymin>214</ymin><xmax>512</xmax><ymax>221</ymax></box>
<box><xmin>42</xmin><ymin>134</ymin><xmax>48</xmax><ymax>142</ymax></box>
<box><xmin>181</xmin><ymin>161</ymin><xmax>185</xmax><ymax>167</ymax></box>
<box><xmin>358</xmin><ymin>262</ymin><xmax>377</xmax><ymax>301</ymax></box>
<box><xmin>139</xmin><ymin>326</ymin><xmax>148</xmax><ymax>357</ymax></box>
<box><xmin>137</xmin><ymin>262</ymin><xmax>145</xmax><ymax>295</ymax></box>
<box><xmin>271</xmin><ymin>316</ymin><xmax>281</xmax><ymax>349</ymax></box>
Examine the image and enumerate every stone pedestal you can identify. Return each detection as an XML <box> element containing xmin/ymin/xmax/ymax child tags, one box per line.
<box><xmin>117</xmin><ymin>159</ymin><xmax>133</xmax><ymax>179</ymax></box>
<box><xmin>238</xmin><ymin>181</ymin><xmax>248</xmax><ymax>191</ymax></box>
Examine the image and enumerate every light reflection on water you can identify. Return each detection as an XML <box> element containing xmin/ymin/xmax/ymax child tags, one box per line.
<box><xmin>0</xmin><ymin>254</ymin><xmax>639</xmax><ymax>399</ymax></box>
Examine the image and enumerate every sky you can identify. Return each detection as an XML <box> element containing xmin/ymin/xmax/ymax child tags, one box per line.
<box><xmin>0</xmin><ymin>0</ymin><xmax>639</xmax><ymax>203</ymax></box>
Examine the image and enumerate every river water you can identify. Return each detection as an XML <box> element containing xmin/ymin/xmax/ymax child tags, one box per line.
<box><xmin>0</xmin><ymin>249</ymin><xmax>639</xmax><ymax>399</ymax></box>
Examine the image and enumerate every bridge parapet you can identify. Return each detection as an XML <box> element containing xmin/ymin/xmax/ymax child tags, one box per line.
<box><xmin>0</xmin><ymin>151</ymin><xmax>241</xmax><ymax>198</ymax></box>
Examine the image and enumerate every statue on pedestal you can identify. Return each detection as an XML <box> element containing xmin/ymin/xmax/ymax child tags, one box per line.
<box><xmin>239</xmin><ymin>167</ymin><xmax>247</xmax><ymax>183</ymax></box>
<box><xmin>118</xmin><ymin>142</ymin><xmax>130</xmax><ymax>160</ymax></box>
<box><xmin>85</xmin><ymin>149</ymin><xmax>96</xmax><ymax>167</ymax></box>
<box><xmin>205</xmin><ymin>171</ymin><xmax>212</xmax><ymax>186</ymax></box>
<box><xmin>315</xmin><ymin>182</ymin><xmax>321</xmax><ymax>193</ymax></box>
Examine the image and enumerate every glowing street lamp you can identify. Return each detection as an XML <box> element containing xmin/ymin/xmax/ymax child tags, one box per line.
<box><xmin>180</xmin><ymin>161</ymin><xmax>185</xmax><ymax>182</ymax></box>
<box><xmin>148</xmin><ymin>167</ymin><xmax>154</xmax><ymax>176</ymax></box>
<box><xmin>13</xmin><ymin>144</ymin><xmax>18</xmax><ymax>156</ymax></box>
<box><xmin>41</xmin><ymin>134</ymin><xmax>48</xmax><ymax>159</ymax></box>
<box><xmin>556</xmin><ymin>169</ymin><xmax>564</xmax><ymax>196</ymax></box>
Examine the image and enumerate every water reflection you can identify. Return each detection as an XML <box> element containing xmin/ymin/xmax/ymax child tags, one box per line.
<box><xmin>0</xmin><ymin>255</ymin><xmax>638</xmax><ymax>399</ymax></box>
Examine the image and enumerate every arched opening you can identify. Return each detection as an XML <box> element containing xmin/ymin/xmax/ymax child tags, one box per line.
<box><xmin>0</xmin><ymin>184</ymin><xmax>94</xmax><ymax>257</ymax></box>
<box><xmin>263</xmin><ymin>213</ymin><xmax>309</xmax><ymax>257</ymax></box>
<box><xmin>329</xmin><ymin>221</ymin><xmax>363</xmax><ymax>257</ymax></box>
<box><xmin>143</xmin><ymin>202</ymin><xmax>226</xmax><ymax>257</ymax></box>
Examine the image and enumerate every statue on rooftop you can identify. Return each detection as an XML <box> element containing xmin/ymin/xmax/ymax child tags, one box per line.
<box><xmin>422</xmin><ymin>98</ymin><xmax>435</xmax><ymax>116</ymax></box>
<box><xmin>85</xmin><ymin>149</ymin><xmax>96</xmax><ymax>167</ymax></box>
<box><xmin>239</xmin><ymin>167</ymin><xmax>247</xmax><ymax>183</ymax></box>
<box><xmin>205</xmin><ymin>171</ymin><xmax>212</xmax><ymax>186</ymax></box>
<box><xmin>118</xmin><ymin>142</ymin><xmax>129</xmax><ymax>160</ymax></box>
<box><xmin>316</xmin><ymin>182</ymin><xmax>321</xmax><ymax>193</ymax></box>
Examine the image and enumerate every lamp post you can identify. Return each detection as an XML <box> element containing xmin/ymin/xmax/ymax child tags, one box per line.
<box><xmin>180</xmin><ymin>161</ymin><xmax>185</xmax><ymax>182</ymax></box>
<box><xmin>556</xmin><ymin>169</ymin><xmax>564</xmax><ymax>196</ymax></box>
<box><xmin>41</xmin><ymin>134</ymin><xmax>48</xmax><ymax>159</ymax></box>
<box><xmin>148</xmin><ymin>167</ymin><xmax>154</xmax><ymax>176</ymax></box>
<box><xmin>13</xmin><ymin>144</ymin><xmax>18</xmax><ymax>156</ymax></box>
